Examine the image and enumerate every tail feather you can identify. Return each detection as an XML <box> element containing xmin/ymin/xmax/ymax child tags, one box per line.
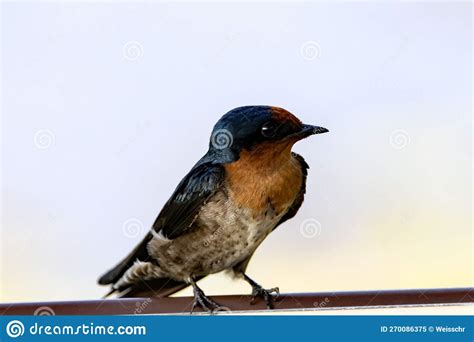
<box><xmin>116</xmin><ymin>278</ymin><xmax>195</xmax><ymax>298</ymax></box>
<box><xmin>101</xmin><ymin>277</ymin><xmax>192</xmax><ymax>298</ymax></box>
<box><xmin>98</xmin><ymin>231</ymin><xmax>202</xmax><ymax>298</ymax></box>
<box><xmin>102</xmin><ymin>287</ymin><xmax>117</xmax><ymax>299</ymax></box>
<box><xmin>98</xmin><ymin>232</ymin><xmax>152</xmax><ymax>286</ymax></box>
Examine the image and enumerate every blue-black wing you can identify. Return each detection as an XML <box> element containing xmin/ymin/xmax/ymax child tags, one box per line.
<box><xmin>98</xmin><ymin>160</ymin><xmax>224</xmax><ymax>288</ymax></box>
<box><xmin>152</xmin><ymin>162</ymin><xmax>224</xmax><ymax>239</ymax></box>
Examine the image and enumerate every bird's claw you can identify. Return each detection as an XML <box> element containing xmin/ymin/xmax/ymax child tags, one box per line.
<box><xmin>250</xmin><ymin>285</ymin><xmax>280</xmax><ymax>309</ymax></box>
<box><xmin>191</xmin><ymin>288</ymin><xmax>221</xmax><ymax>314</ymax></box>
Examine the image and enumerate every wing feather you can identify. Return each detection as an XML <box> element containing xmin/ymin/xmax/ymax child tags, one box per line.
<box><xmin>98</xmin><ymin>161</ymin><xmax>224</xmax><ymax>290</ymax></box>
<box><xmin>153</xmin><ymin>162</ymin><xmax>224</xmax><ymax>239</ymax></box>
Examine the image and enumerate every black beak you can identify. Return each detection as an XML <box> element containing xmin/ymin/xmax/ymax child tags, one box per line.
<box><xmin>303</xmin><ymin>124</ymin><xmax>329</xmax><ymax>135</ymax></box>
<box><xmin>288</xmin><ymin>124</ymin><xmax>329</xmax><ymax>140</ymax></box>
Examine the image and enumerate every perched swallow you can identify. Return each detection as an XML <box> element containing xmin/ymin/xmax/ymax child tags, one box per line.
<box><xmin>98</xmin><ymin>105</ymin><xmax>328</xmax><ymax>312</ymax></box>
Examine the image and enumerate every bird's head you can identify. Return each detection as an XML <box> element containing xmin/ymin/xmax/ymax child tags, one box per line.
<box><xmin>208</xmin><ymin>105</ymin><xmax>328</xmax><ymax>163</ymax></box>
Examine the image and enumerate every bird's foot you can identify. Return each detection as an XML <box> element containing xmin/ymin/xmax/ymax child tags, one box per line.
<box><xmin>242</xmin><ymin>273</ymin><xmax>279</xmax><ymax>309</ymax></box>
<box><xmin>250</xmin><ymin>284</ymin><xmax>279</xmax><ymax>309</ymax></box>
<box><xmin>191</xmin><ymin>285</ymin><xmax>221</xmax><ymax>314</ymax></box>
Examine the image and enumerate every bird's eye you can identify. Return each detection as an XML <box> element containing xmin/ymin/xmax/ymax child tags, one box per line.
<box><xmin>261</xmin><ymin>121</ymin><xmax>277</xmax><ymax>138</ymax></box>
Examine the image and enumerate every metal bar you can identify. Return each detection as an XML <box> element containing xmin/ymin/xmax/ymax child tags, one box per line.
<box><xmin>0</xmin><ymin>288</ymin><xmax>472</xmax><ymax>315</ymax></box>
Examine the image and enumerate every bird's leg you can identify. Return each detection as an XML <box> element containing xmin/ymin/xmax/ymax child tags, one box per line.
<box><xmin>189</xmin><ymin>278</ymin><xmax>221</xmax><ymax>314</ymax></box>
<box><xmin>242</xmin><ymin>273</ymin><xmax>279</xmax><ymax>309</ymax></box>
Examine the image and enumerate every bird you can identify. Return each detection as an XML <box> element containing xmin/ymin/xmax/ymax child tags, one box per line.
<box><xmin>98</xmin><ymin>105</ymin><xmax>328</xmax><ymax>312</ymax></box>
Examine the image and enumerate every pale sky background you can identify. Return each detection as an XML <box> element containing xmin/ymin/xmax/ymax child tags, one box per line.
<box><xmin>1</xmin><ymin>2</ymin><xmax>472</xmax><ymax>307</ymax></box>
